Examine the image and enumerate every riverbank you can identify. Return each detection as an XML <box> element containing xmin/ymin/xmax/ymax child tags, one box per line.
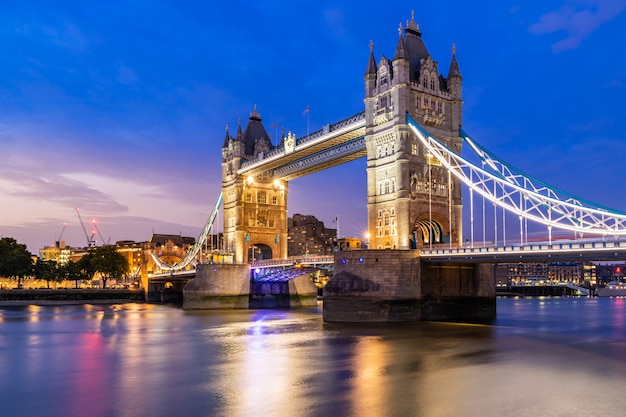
<box><xmin>0</xmin><ymin>289</ymin><xmax>145</xmax><ymax>306</ymax></box>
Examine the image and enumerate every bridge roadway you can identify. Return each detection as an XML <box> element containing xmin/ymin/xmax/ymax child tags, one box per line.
<box><xmin>148</xmin><ymin>240</ymin><xmax>626</xmax><ymax>281</ymax></box>
<box><xmin>421</xmin><ymin>239</ymin><xmax>626</xmax><ymax>262</ymax></box>
<box><xmin>238</xmin><ymin>112</ymin><xmax>365</xmax><ymax>181</ymax></box>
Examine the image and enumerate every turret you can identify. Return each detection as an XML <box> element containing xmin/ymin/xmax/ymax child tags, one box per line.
<box><xmin>392</xmin><ymin>23</ymin><xmax>409</xmax><ymax>85</ymax></box>
<box><xmin>364</xmin><ymin>40</ymin><xmax>377</xmax><ymax>98</ymax></box>
<box><xmin>447</xmin><ymin>43</ymin><xmax>462</xmax><ymax>100</ymax></box>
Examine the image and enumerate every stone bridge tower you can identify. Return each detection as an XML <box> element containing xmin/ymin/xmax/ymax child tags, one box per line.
<box><xmin>365</xmin><ymin>13</ymin><xmax>463</xmax><ymax>250</ymax></box>
<box><xmin>221</xmin><ymin>107</ymin><xmax>288</xmax><ymax>264</ymax></box>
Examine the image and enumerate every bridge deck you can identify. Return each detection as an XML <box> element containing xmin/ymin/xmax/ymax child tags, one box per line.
<box><xmin>238</xmin><ymin>112</ymin><xmax>365</xmax><ymax>179</ymax></box>
<box><xmin>421</xmin><ymin>240</ymin><xmax>626</xmax><ymax>262</ymax></box>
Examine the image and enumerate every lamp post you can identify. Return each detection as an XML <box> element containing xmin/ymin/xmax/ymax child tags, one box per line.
<box><xmin>364</xmin><ymin>232</ymin><xmax>371</xmax><ymax>250</ymax></box>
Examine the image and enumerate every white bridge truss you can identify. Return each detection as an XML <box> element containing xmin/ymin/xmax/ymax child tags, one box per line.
<box><xmin>150</xmin><ymin>193</ymin><xmax>223</xmax><ymax>271</ymax></box>
<box><xmin>407</xmin><ymin>114</ymin><xmax>626</xmax><ymax>241</ymax></box>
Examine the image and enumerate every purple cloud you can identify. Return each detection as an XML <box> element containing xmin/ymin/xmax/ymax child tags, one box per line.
<box><xmin>529</xmin><ymin>0</ymin><xmax>626</xmax><ymax>52</ymax></box>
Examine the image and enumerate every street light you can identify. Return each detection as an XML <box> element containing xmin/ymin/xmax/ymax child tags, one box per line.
<box><xmin>364</xmin><ymin>232</ymin><xmax>371</xmax><ymax>250</ymax></box>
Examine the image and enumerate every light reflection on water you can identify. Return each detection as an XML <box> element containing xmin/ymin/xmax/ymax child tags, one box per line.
<box><xmin>1</xmin><ymin>298</ymin><xmax>626</xmax><ymax>417</ymax></box>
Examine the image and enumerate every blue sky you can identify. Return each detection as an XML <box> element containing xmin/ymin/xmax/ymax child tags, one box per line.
<box><xmin>1</xmin><ymin>1</ymin><xmax>625</xmax><ymax>253</ymax></box>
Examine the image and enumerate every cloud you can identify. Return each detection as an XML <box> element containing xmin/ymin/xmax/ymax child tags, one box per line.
<box><xmin>0</xmin><ymin>164</ymin><xmax>128</xmax><ymax>214</ymax></box>
<box><xmin>529</xmin><ymin>0</ymin><xmax>626</xmax><ymax>52</ymax></box>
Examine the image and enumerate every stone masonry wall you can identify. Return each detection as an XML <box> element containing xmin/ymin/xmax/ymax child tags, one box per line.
<box><xmin>183</xmin><ymin>263</ymin><xmax>251</xmax><ymax>309</ymax></box>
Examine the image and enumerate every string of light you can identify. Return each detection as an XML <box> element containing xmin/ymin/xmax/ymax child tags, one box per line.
<box><xmin>407</xmin><ymin>114</ymin><xmax>626</xmax><ymax>237</ymax></box>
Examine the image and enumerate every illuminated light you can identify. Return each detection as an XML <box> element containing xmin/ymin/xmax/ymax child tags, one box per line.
<box><xmin>255</xmin><ymin>268</ymin><xmax>260</xmax><ymax>274</ymax></box>
<box><xmin>406</xmin><ymin>117</ymin><xmax>626</xmax><ymax>237</ymax></box>
<box><xmin>247</xmin><ymin>176</ymin><xmax>254</xmax><ymax>184</ymax></box>
<box><xmin>341</xmin><ymin>259</ymin><xmax>347</xmax><ymax>264</ymax></box>
<box><xmin>273</xmin><ymin>179</ymin><xmax>280</xmax><ymax>187</ymax></box>
<box><xmin>359</xmin><ymin>257</ymin><xmax>364</xmax><ymax>263</ymax></box>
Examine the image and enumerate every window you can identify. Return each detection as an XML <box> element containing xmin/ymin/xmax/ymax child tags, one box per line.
<box><xmin>412</xmin><ymin>143</ymin><xmax>418</xmax><ymax>155</ymax></box>
<box><xmin>379</xmin><ymin>94</ymin><xmax>388</xmax><ymax>110</ymax></box>
<box><xmin>246</xmin><ymin>193</ymin><xmax>252</xmax><ymax>203</ymax></box>
<box><xmin>272</xmin><ymin>196</ymin><xmax>278</xmax><ymax>205</ymax></box>
<box><xmin>430</xmin><ymin>79</ymin><xmax>435</xmax><ymax>90</ymax></box>
<box><xmin>257</xmin><ymin>191</ymin><xmax>266</xmax><ymax>204</ymax></box>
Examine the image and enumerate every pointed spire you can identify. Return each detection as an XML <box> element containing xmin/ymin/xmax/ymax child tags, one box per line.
<box><xmin>448</xmin><ymin>43</ymin><xmax>462</xmax><ymax>78</ymax></box>
<box><xmin>365</xmin><ymin>39</ymin><xmax>377</xmax><ymax>76</ymax></box>
<box><xmin>406</xmin><ymin>10</ymin><xmax>421</xmax><ymax>35</ymax></box>
<box><xmin>394</xmin><ymin>23</ymin><xmax>408</xmax><ymax>61</ymax></box>
<box><xmin>250</xmin><ymin>104</ymin><xmax>261</xmax><ymax>121</ymax></box>
<box><xmin>222</xmin><ymin>124</ymin><xmax>231</xmax><ymax>148</ymax></box>
<box><xmin>235</xmin><ymin>118</ymin><xmax>243</xmax><ymax>141</ymax></box>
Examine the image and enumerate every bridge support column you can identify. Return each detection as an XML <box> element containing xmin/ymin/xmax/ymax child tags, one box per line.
<box><xmin>183</xmin><ymin>263</ymin><xmax>251</xmax><ymax>309</ymax></box>
<box><xmin>323</xmin><ymin>250</ymin><xmax>495</xmax><ymax>322</ymax></box>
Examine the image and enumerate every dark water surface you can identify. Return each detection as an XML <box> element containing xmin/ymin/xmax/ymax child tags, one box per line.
<box><xmin>1</xmin><ymin>297</ymin><xmax>626</xmax><ymax>417</ymax></box>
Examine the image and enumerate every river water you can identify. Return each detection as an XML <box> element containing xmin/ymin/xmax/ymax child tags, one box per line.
<box><xmin>1</xmin><ymin>297</ymin><xmax>626</xmax><ymax>417</ymax></box>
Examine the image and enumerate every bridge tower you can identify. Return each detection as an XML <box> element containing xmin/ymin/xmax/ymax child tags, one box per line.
<box><xmin>365</xmin><ymin>13</ymin><xmax>463</xmax><ymax>250</ymax></box>
<box><xmin>221</xmin><ymin>107</ymin><xmax>289</xmax><ymax>264</ymax></box>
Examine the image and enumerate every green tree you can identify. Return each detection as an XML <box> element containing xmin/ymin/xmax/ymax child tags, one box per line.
<box><xmin>78</xmin><ymin>252</ymin><xmax>97</xmax><ymax>284</ymax></box>
<box><xmin>33</xmin><ymin>259</ymin><xmax>59</xmax><ymax>289</ymax></box>
<box><xmin>0</xmin><ymin>237</ymin><xmax>33</xmax><ymax>288</ymax></box>
<box><xmin>59</xmin><ymin>261</ymin><xmax>90</xmax><ymax>289</ymax></box>
<box><xmin>92</xmin><ymin>245</ymin><xmax>129</xmax><ymax>288</ymax></box>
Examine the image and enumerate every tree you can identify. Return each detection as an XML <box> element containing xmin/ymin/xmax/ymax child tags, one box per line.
<box><xmin>78</xmin><ymin>251</ymin><xmax>97</xmax><ymax>285</ymax></box>
<box><xmin>33</xmin><ymin>259</ymin><xmax>59</xmax><ymax>289</ymax></box>
<box><xmin>59</xmin><ymin>261</ymin><xmax>90</xmax><ymax>289</ymax></box>
<box><xmin>92</xmin><ymin>245</ymin><xmax>129</xmax><ymax>288</ymax></box>
<box><xmin>0</xmin><ymin>237</ymin><xmax>33</xmax><ymax>288</ymax></box>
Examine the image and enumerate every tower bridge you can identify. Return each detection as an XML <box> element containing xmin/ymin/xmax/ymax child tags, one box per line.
<box><xmin>151</xmin><ymin>12</ymin><xmax>626</xmax><ymax>322</ymax></box>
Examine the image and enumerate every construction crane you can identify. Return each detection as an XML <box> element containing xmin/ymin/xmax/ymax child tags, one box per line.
<box><xmin>75</xmin><ymin>207</ymin><xmax>96</xmax><ymax>247</ymax></box>
<box><xmin>56</xmin><ymin>223</ymin><xmax>67</xmax><ymax>247</ymax></box>
<box><xmin>91</xmin><ymin>219</ymin><xmax>110</xmax><ymax>245</ymax></box>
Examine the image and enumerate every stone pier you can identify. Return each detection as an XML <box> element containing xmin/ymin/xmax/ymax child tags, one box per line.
<box><xmin>183</xmin><ymin>263</ymin><xmax>251</xmax><ymax>309</ymax></box>
<box><xmin>323</xmin><ymin>250</ymin><xmax>496</xmax><ymax>322</ymax></box>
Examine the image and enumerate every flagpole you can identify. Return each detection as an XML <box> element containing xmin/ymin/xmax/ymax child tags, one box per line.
<box><xmin>307</xmin><ymin>105</ymin><xmax>310</xmax><ymax>138</ymax></box>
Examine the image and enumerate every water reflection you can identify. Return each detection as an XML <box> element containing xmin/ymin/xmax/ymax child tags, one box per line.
<box><xmin>1</xmin><ymin>299</ymin><xmax>626</xmax><ymax>416</ymax></box>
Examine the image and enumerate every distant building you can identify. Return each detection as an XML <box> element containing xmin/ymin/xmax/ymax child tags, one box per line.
<box><xmin>287</xmin><ymin>214</ymin><xmax>336</xmax><ymax>257</ymax></box>
<box><xmin>495</xmin><ymin>262</ymin><xmax>593</xmax><ymax>286</ymax></box>
<box><xmin>337</xmin><ymin>237</ymin><xmax>363</xmax><ymax>251</ymax></box>
<box><xmin>39</xmin><ymin>240</ymin><xmax>72</xmax><ymax>265</ymax></box>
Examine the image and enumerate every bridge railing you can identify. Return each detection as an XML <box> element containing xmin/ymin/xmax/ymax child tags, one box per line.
<box><xmin>421</xmin><ymin>240</ymin><xmax>626</xmax><ymax>256</ymax></box>
<box><xmin>251</xmin><ymin>255</ymin><xmax>334</xmax><ymax>268</ymax></box>
<box><xmin>239</xmin><ymin>112</ymin><xmax>366</xmax><ymax>172</ymax></box>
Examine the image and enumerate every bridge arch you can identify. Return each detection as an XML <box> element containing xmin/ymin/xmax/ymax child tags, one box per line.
<box><xmin>414</xmin><ymin>212</ymin><xmax>448</xmax><ymax>245</ymax></box>
<box><xmin>247</xmin><ymin>242</ymin><xmax>274</xmax><ymax>262</ymax></box>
